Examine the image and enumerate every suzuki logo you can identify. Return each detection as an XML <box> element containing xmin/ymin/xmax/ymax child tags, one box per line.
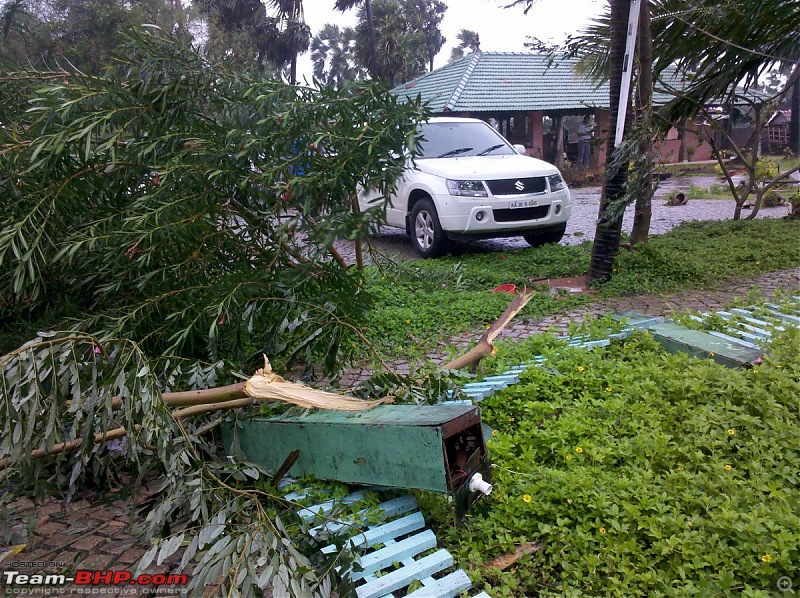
<box><xmin>514</xmin><ymin>180</ymin><xmax>525</xmax><ymax>191</ymax></box>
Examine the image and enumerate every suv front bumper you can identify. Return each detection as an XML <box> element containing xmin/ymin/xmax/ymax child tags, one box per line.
<box><xmin>434</xmin><ymin>190</ymin><xmax>571</xmax><ymax>236</ymax></box>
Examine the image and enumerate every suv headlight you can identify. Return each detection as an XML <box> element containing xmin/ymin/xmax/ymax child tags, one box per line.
<box><xmin>446</xmin><ymin>179</ymin><xmax>487</xmax><ymax>197</ymax></box>
<box><xmin>547</xmin><ymin>173</ymin><xmax>567</xmax><ymax>192</ymax></box>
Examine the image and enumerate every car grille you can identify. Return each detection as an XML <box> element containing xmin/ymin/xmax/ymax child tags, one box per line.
<box><xmin>493</xmin><ymin>205</ymin><xmax>550</xmax><ymax>222</ymax></box>
<box><xmin>486</xmin><ymin>177</ymin><xmax>546</xmax><ymax>195</ymax></box>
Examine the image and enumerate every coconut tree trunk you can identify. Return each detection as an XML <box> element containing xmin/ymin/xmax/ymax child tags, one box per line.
<box><xmin>630</xmin><ymin>0</ymin><xmax>653</xmax><ymax>246</ymax></box>
<box><xmin>790</xmin><ymin>69</ymin><xmax>800</xmax><ymax>155</ymax></box>
<box><xmin>588</xmin><ymin>0</ymin><xmax>631</xmax><ymax>285</ymax></box>
<box><xmin>365</xmin><ymin>0</ymin><xmax>378</xmax><ymax>77</ymax></box>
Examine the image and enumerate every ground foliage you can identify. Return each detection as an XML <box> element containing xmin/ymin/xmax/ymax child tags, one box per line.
<box><xmin>425</xmin><ymin>326</ymin><xmax>800</xmax><ymax>596</ymax></box>
<box><xmin>359</xmin><ymin>218</ymin><xmax>800</xmax><ymax>361</ymax></box>
<box><xmin>602</xmin><ymin>218</ymin><xmax>800</xmax><ymax>295</ymax></box>
<box><xmin>0</xmin><ymin>27</ymin><xmax>426</xmax><ymax>596</ymax></box>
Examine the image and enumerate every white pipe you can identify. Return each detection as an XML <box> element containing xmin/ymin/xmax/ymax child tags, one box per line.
<box><xmin>615</xmin><ymin>0</ymin><xmax>642</xmax><ymax>146</ymax></box>
<box><xmin>468</xmin><ymin>473</ymin><xmax>493</xmax><ymax>496</ymax></box>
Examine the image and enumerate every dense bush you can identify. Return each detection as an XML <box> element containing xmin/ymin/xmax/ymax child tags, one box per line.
<box><xmin>428</xmin><ymin>329</ymin><xmax>800</xmax><ymax>596</ymax></box>
<box><xmin>0</xmin><ymin>27</ymin><xmax>424</xmax><ymax>374</ymax></box>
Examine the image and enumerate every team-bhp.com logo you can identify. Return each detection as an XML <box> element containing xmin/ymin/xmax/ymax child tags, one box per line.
<box><xmin>3</xmin><ymin>569</ymin><xmax>188</xmax><ymax>588</ymax></box>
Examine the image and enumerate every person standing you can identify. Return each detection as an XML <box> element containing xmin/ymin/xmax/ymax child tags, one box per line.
<box><xmin>577</xmin><ymin>115</ymin><xmax>593</xmax><ymax>166</ymax></box>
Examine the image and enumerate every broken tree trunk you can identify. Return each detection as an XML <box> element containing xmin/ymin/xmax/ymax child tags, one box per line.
<box><xmin>0</xmin><ymin>359</ymin><xmax>390</xmax><ymax>469</ymax></box>
<box><xmin>163</xmin><ymin>357</ymin><xmax>391</xmax><ymax>412</ymax></box>
<box><xmin>442</xmin><ymin>288</ymin><xmax>533</xmax><ymax>371</ymax></box>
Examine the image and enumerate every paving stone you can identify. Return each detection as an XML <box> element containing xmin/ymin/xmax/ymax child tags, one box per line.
<box><xmin>101</xmin><ymin>539</ymin><xmax>140</xmax><ymax>557</ymax></box>
<box><xmin>37</xmin><ymin>502</ymin><xmax>67</xmax><ymax>516</ymax></box>
<box><xmin>70</xmin><ymin>534</ymin><xmax>106</xmax><ymax>552</ymax></box>
<box><xmin>7</xmin><ymin>497</ymin><xmax>36</xmax><ymax>511</ymax></box>
<box><xmin>68</xmin><ymin>499</ymin><xmax>92</xmax><ymax>511</ymax></box>
<box><xmin>77</xmin><ymin>553</ymin><xmax>115</xmax><ymax>570</ymax></box>
<box><xmin>117</xmin><ymin>548</ymin><xmax>146</xmax><ymax>565</ymax></box>
<box><xmin>101</xmin><ymin>520</ymin><xmax>130</xmax><ymax>534</ymax></box>
<box><xmin>35</xmin><ymin>521</ymin><xmax>68</xmax><ymax>536</ymax></box>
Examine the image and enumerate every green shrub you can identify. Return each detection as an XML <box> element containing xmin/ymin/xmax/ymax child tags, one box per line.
<box><xmin>602</xmin><ymin>219</ymin><xmax>800</xmax><ymax>294</ymax></box>
<box><xmin>429</xmin><ymin>330</ymin><xmax>800</xmax><ymax>596</ymax></box>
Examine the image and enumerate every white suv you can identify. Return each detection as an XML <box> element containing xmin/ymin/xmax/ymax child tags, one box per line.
<box><xmin>359</xmin><ymin>116</ymin><xmax>571</xmax><ymax>257</ymax></box>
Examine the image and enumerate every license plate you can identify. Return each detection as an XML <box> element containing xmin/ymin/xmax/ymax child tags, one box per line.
<box><xmin>509</xmin><ymin>199</ymin><xmax>538</xmax><ymax>208</ymax></box>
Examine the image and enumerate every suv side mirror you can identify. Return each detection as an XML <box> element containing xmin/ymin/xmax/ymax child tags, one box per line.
<box><xmin>513</xmin><ymin>144</ymin><xmax>527</xmax><ymax>155</ymax></box>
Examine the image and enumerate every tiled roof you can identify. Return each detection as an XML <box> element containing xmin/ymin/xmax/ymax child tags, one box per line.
<box><xmin>392</xmin><ymin>52</ymin><xmax>607</xmax><ymax>113</ymax></box>
<box><xmin>392</xmin><ymin>51</ymin><xmax>676</xmax><ymax>113</ymax></box>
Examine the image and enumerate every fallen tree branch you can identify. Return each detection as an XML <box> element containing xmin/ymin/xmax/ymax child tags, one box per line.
<box><xmin>172</xmin><ymin>397</ymin><xmax>258</xmax><ymax>420</ymax></box>
<box><xmin>0</xmin><ymin>425</ymin><xmax>141</xmax><ymax>469</ymax></box>
<box><xmin>162</xmin><ymin>382</ymin><xmax>248</xmax><ymax>407</ymax></box>
<box><xmin>442</xmin><ymin>288</ymin><xmax>534</xmax><ymax>370</ymax></box>
<box><xmin>243</xmin><ymin>357</ymin><xmax>391</xmax><ymax>411</ymax></box>
<box><xmin>165</xmin><ymin>357</ymin><xmax>391</xmax><ymax>411</ymax></box>
<box><xmin>1</xmin><ymin>358</ymin><xmax>390</xmax><ymax>469</ymax></box>
<box><xmin>484</xmin><ymin>541</ymin><xmax>544</xmax><ymax>571</ymax></box>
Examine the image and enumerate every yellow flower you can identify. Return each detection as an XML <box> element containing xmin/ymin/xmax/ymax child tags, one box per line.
<box><xmin>709</xmin><ymin>352</ymin><xmax>715</xmax><ymax>357</ymax></box>
<box><xmin>599</xmin><ymin>527</ymin><xmax>606</xmax><ymax>534</ymax></box>
<box><xmin>575</xmin><ymin>447</ymin><xmax>583</xmax><ymax>454</ymax></box>
<box><xmin>761</xmin><ymin>554</ymin><xmax>772</xmax><ymax>563</ymax></box>
<box><xmin>405</xmin><ymin>319</ymin><xmax>410</xmax><ymax>324</ymax></box>
<box><xmin>566</xmin><ymin>455</ymin><xmax>572</xmax><ymax>461</ymax></box>
<box><xmin>509</xmin><ymin>417</ymin><xmax>515</xmax><ymax>422</ymax></box>
<box><xmin>523</xmin><ymin>494</ymin><xmax>532</xmax><ymax>503</ymax></box>
<box><xmin>578</xmin><ymin>366</ymin><xmax>585</xmax><ymax>372</ymax></box>
<box><xmin>725</xmin><ymin>464</ymin><xmax>732</xmax><ymax>471</ymax></box>
<box><xmin>728</xmin><ymin>429</ymin><xmax>735</xmax><ymax>436</ymax></box>
<box><xmin>606</xmin><ymin>386</ymin><xmax>613</xmax><ymax>392</ymax></box>
<box><xmin>492</xmin><ymin>430</ymin><xmax>498</xmax><ymax>437</ymax></box>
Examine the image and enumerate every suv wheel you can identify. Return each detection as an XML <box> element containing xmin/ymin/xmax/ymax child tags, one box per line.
<box><xmin>410</xmin><ymin>199</ymin><xmax>448</xmax><ymax>258</ymax></box>
<box><xmin>523</xmin><ymin>222</ymin><xmax>567</xmax><ymax>248</ymax></box>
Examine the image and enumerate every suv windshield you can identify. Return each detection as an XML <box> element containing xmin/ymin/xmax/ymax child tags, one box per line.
<box><xmin>417</xmin><ymin>121</ymin><xmax>516</xmax><ymax>159</ymax></box>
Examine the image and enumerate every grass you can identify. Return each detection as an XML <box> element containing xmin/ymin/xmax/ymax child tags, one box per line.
<box><xmin>362</xmin><ymin>218</ymin><xmax>800</xmax><ymax>361</ymax></box>
<box><xmin>661</xmin><ymin>161</ymin><xmax>720</xmax><ymax>177</ymax></box>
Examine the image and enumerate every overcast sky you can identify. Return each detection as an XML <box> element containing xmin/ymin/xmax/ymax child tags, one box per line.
<box><xmin>296</xmin><ymin>0</ymin><xmax>607</xmax><ymax>83</ymax></box>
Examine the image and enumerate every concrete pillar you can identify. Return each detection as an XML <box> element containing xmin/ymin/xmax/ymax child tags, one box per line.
<box><xmin>554</xmin><ymin>115</ymin><xmax>565</xmax><ymax>169</ymax></box>
<box><xmin>594</xmin><ymin>109</ymin><xmax>610</xmax><ymax>167</ymax></box>
<box><xmin>528</xmin><ymin>111</ymin><xmax>543</xmax><ymax>158</ymax></box>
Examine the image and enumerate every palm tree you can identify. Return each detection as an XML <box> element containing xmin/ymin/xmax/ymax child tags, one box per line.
<box><xmin>587</xmin><ymin>0</ymin><xmax>630</xmax><ymax>285</ymax></box>
<box><xmin>405</xmin><ymin>0</ymin><xmax>446</xmax><ymax>71</ymax></box>
<box><xmin>196</xmin><ymin>0</ymin><xmax>309</xmax><ymax>77</ymax></box>
<box><xmin>267</xmin><ymin>0</ymin><xmax>310</xmax><ymax>83</ymax></box>
<box><xmin>629</xmin><ymin>0</ymin><xmax>653</xmax><ymax>246</ymax></box>
<box><xmin>310</xmin><ymin>23</ymin><xmax>364</xmax><ymax>87</ymax></box>
<box><xmin>334</xmin><ymin>0</ymin><xmax>377</xmax><ymax>76</ymax></box>
<box><xmin>350</xmin><ymin>0</ymin><xmax>435</xmax><ymax>86</ymax></box>
<box><xmin>449</xmin><ymin>29</ymin><xmax>478</xmax><ymax>62</ymax></box>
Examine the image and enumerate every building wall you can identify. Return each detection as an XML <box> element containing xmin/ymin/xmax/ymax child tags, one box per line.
<box><xmin>450</xmin><ymin>109</ymin><xmax>727</xmax><ymax>166</ymax></box>
<box><xmin>660</xmin><ymin>125</ymin><xmax>714</xmax><ymax>163</ymax></box>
